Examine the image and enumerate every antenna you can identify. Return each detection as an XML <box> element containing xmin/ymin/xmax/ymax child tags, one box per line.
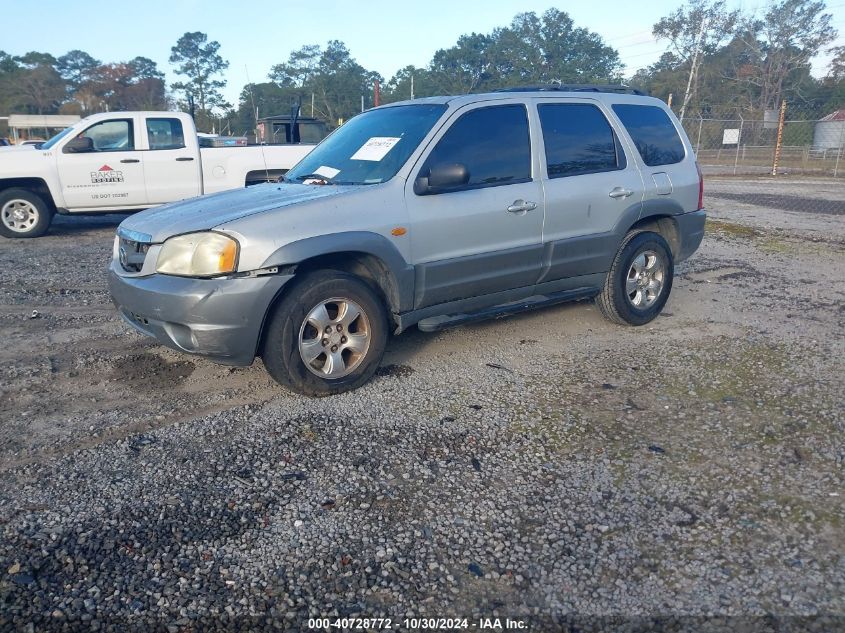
<box><xmin>245</xmin><ymin>65</ymin><xmax>271</xmax><ymax>183</ymax></box>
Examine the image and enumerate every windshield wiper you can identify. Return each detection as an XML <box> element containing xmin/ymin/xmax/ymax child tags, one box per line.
<box><xmin>293</xmin><ymin>173</ymin><xmax>335</xmax><ymax>182</ymax></box>
<box><xmin>291</xmin><ymin>174</ymin><xmax>365</xmax><ymax>186</ymax></box>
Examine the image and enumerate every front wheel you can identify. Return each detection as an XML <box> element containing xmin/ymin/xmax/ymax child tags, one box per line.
<box><xmin>262</xmin><ymin>270</ymin><xmax>389</xmax><ymax>396</ymax></box>
<box><xmin>0</xmin><ymin>188</ymin><xmax>54</xmax><ymax>238</ymax></box>
<box><xmin>597</xmin><ymin>231</ymin><xmax>674</xmax><ymax>326</ymax></box>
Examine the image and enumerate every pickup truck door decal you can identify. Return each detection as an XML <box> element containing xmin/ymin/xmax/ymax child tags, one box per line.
<box><xmin>58</xmin><ymin>155</ymin><xmax>145</xmax><ymax>208</ymax></box>
<box><xmin>91</xmin><ymin>165</ymin><xmax>124</xmax><ymax>183</ymax></box>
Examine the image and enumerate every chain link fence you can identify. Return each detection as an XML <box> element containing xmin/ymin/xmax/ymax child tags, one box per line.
<box><xmin>679</xmin><ymin>102</ymin><xmax>845</xmax><ymax>217</ymax></box>
<box><xmin>682</xmin><ymin>104</ymin><xmax>845</xmax><ymax>178</ymax></box>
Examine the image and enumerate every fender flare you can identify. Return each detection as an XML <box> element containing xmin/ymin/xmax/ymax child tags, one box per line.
<box><xmin>260</xmin><ymin>231</ymin><xmax>415</xmax><ymax>313</ymax></box>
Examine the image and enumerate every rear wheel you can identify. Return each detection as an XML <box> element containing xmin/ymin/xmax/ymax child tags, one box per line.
<box><xmin>0</xmin><ymin>188</ymin><xmax>54</xmax><ymax>238</ymax></box>
<box><xmin>597</xmin><ymin>231</ymin><xmax>674</xmax><ymax>326</ymax></box>
<box><xmin>262</xmin><ymin>270</ymin><xmax>388</xmax><ymax>396</ymax></box>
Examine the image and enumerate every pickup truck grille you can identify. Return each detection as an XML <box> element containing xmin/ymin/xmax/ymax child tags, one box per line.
<box><xmin>118</xmin><ymin>238</ymin><xmax>150</xmax><ymax>273</ymax></box>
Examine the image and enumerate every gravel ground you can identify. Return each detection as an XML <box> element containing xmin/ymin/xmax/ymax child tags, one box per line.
<box><xmin>0</xmin><ymin>182</ymin><xmax>843</xmax><ymax>632</ymax></box>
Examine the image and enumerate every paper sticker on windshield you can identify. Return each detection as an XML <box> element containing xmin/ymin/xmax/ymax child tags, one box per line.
<box><xmin>350</xmin><ymin>137</ymin><xmax>401</xmax><ymax>161</ymax></box>
<box><xmin>314</xmin><ymin>165</ymin><xmax>340</xmax><ymax>178</ymax></box>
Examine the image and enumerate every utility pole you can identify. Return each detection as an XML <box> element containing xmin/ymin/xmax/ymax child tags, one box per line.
<box><xmin>680</xmin><ymin>17</ymin><xmax>707</xmax><ymax>122</ymax></box>
<box><xmin>374</xmin><ymin>79</ymin><xmax>380</xmax><ymax>107</ymax></box>
<box><xmin>411</xmin><ymin>75</ymin><xmax>414</xmax><ymax>100</ymax></box>
<box><xmin>361</xmin><ymin>95</ymin><xmax>364</xmax><ymax>113</ymax></box>
<box><xmin>311</xmin><ymin>93</ymin><xmax>314</xmax><ymax>117</ymax></box>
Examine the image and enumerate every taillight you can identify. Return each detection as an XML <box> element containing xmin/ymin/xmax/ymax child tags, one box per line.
<box><xmin>696</xmin><ymin>161</ymin><xmax>704</xmax><ymax>210</ymax></box>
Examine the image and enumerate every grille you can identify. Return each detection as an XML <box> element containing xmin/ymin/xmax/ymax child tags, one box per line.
<box><xmin>118</xmin><ymin>238</ymin><xmax>150</xmax><ymax>273</ymax></box>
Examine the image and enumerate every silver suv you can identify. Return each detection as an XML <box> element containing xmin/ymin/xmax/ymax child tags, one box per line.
<box><xmin>109</xmin><ymin>85</ymin><xmax>705</xmax><ymax>396</ymax></box>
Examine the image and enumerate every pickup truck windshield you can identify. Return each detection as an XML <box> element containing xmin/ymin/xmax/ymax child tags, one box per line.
<box><xmin>40</xmin><ymin>127</ymin><xmax>75</xmax><ymax>150</ymax></box>
<box><xmin>285</xmin><ymin>104</ymin><xmax>447</xmax><ymax>185</ymax></box>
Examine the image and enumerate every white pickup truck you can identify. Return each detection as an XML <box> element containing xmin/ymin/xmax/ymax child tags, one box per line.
<box><xmin>0</xmin><ymin>111</ymin><xmax>317</xmax><ymax>238</ymax></box>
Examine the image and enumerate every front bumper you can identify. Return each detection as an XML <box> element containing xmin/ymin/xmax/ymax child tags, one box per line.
<box><xmin>108</xmin><ymin>263</ymin><xmax>293</xmax><ymax>366</ymax></box>
<box><xmin>675</xmin><ymin>209</ymin><xmax>706</xmax><ymax>262</ymax></box>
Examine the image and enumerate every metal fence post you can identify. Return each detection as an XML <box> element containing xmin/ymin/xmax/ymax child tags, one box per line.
<box><xmin>771</xmin><ymin>99</ymin><xmax>787</xmax><ymax>176</ymax></box>
<box><xmin>834</xmin><ymin>119</ymin><xmax>845</xmax><ymax>178</ymax></box>
<box><xmin>696</xmin><ymin>115</ymin><xmax>703</xmax><ymax>156</ymax></box>
<box><xmin>734</xmin><ymin>114</ymin><xmax>744</xmax><ymax>175</ymax></box>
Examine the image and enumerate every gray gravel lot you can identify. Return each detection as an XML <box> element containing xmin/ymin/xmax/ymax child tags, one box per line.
<box><xmin>0</xmin><ymin>180</ymin><xmax>843</xmax><ymax>632</ymax></box>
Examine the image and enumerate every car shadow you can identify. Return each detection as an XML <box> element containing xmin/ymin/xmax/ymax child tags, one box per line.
<box><xmin>381</xmin><ymin>296</ymin><xmax>604</xmax><ymax>370</ymax></box>
<box><xmin>47</xmin><ymin>213</ymin><xmax>133</xmax><ymax>237</ymax></box>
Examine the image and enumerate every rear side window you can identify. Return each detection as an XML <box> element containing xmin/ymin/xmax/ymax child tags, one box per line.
<box><xmin>420</xmin><ymin>104</ymin><xmax>531</xmax><ymax>191</ymax></box>
<box><xmin>612</xmin><ymin>104</ymin><xmax>685</xmax><ymax>166</ymax></box>
<box><xmin>147</xmin><ymin>118</ymin><xmax>185</xmax><ymax>150</ymax></box>
<box><xmin>538</xmin><ymin>103</ymin><xmax>626</xmax><ymax>178</ymax></box>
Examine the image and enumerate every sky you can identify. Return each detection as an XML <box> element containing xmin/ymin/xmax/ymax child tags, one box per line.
<box><xmin>3</xmin><ymin>0</ymin><xmax>845</xmax><ymax>106</ymax></box>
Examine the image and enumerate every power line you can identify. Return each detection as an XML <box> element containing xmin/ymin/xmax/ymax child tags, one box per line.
<box><xmin>614</xmin><ymin>38</ymin><xmax>666</xmax><ymax>50</ymax></box>
<box><xmin>604</xmin><ymin>29</ymin><xmax>654</xmax><ymax>43</ymax></box>
<box><xmin>621</xmin><ymin>49</ymin><xmax>670</xmax><ymax>61</ymax></box>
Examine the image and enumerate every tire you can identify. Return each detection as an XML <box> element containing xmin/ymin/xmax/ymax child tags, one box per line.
<box><xmin>262</xmin><ymin>270</ymin><xmax>389</xmax><ymax>396</ymax></box>
<box><xmin>597</xmin><ymin>231</ymin><xmax>674</xmax><ymax>326</ymax></box>
<box><xmin>0</xmin><ymin>188</ymin><xmax>54</xmax><ymax>238</ymax></box>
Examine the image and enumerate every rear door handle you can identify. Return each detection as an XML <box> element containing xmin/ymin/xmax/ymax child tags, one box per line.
<box><xmin>507</xmin><ymin>199</ymin><xmax>537</xmax><ymax>213</ymax></box>
<box><xmin>175</xmin><ymin>157</ymin><xmax>195</xmax><ymax>162</ymax></box>
<box><xmin>608</xmin><ymin>187</ymin><xmax>634</xmax><ymax>199</ymax></box>
<box><xmin>120</xmin><ymin>159</ymin><xmax>140</xmax><ymax>164</ymax></box>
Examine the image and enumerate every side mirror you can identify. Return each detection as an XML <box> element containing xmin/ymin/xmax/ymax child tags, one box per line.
<box><xmin>414</xmin><ymin>163</ymin><xmax>469</xmax><ymax>195</ymax></box>
<box><xmin>63</xmin><ymin>137</ymin><xmax>93</xmax><ymax>153</ymax></box>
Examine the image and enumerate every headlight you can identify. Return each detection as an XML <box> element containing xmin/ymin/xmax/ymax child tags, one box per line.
<box><xmin>155</xmin><ymin>232</ymin><xmax>239</xmax><ymax>277</ymax></box>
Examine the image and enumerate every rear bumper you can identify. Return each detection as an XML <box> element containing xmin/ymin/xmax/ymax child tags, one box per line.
<box><xmin>675</xmin><ymin>209</ymin><xmax>706</xmax><ymax>263</ymax></box>
<box><xmin>108</xmin><ymin>263</ymin><xmax>293</xmax><ymax>366</ymax></box>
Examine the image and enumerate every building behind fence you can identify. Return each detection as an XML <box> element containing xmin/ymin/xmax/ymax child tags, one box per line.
<box><xmin>680</xmin><ymin>103</ymin><xmax>845</xmax><ymax>178</ymax></box>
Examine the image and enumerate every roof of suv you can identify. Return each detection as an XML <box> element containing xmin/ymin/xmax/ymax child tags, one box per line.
<box><xmin>383</xmin><ymin>86</ymin><xmax>664</xmax><ymax>110</ymax></box>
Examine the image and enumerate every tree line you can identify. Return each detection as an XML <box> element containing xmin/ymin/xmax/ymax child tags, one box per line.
<box><xmin>1</xmin><ymin>1</ymin><xmax>842</xmax><ymax>139</ymax></box>
<box><xmin>632</xmin><ymin>0</ymin><xmax>843</xmax><ymax>118</ymax></box>
<box><xmin>236</xmin><ymin>8</ymin><xmax>622</xmax><ymax>132</ymax></box>
<box><xmin>0</xmin><ymin>50</ymin><xmax>167</xmax><ymax>116</ymax></box>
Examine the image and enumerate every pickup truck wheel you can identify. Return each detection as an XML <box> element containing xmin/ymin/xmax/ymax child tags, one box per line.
<box><xmin>262</xmin><ymin>271</ymin><xmax>388</xmax><ymax>396</ymax></box>
<box><xmin>0</xmin><ymin>189</ymin><xmax>54</xmax><ymax>238</ymax></box>
<box><xmin>597</xmin><ymin>231</ymin><xmax>674</xmax><ymax>326</ymax></box>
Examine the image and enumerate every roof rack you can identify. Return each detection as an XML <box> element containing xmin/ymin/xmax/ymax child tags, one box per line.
<box><xmin>495</xmin><ymin>84</ymin><xmax>645</xmax><ymax>96</ymax></box>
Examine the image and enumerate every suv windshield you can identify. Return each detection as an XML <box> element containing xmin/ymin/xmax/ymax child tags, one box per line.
<box><xmin>285</xmin><ymin>104</ymin><xmax>447</xmax><ymax>185</ymax></box>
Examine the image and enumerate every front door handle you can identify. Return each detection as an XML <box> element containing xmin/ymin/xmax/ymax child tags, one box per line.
<box><xmin>175</xmin><ymin>157</ymin><xmax>195</xmax><ymax>162</ymax></box>
<box><xmin>120</xmin><ymin>158</ymin><xmax>140</xmax><ymax>164</ymax></box>
<box><xmin>507</xmin><ymin>199</ymin><xmax>537</xmax><ymax>213</ymax></box>
<box><xmin>608</xmin><ymin>187</ymin><xmax>634</xmax><ymax>199</ymax></box>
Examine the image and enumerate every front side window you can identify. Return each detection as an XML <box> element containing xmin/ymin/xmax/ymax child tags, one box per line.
<box><xmin>419</xmin><ymin>104</ymin><xmax>531</xmax><ymax>192</ymax></box>
<box><xmin>538</xmin><ymin>103</ymin><xmax>626</xmax><ymax>178</ymax></box>
<box><xmin>147</xmin><ymin>118</ymin><xmax>185</xmax><ymax>150</ymax></box>
<box><xmin>78</xmin><ymin>119</ymin><xmax>134</xmax><ymax>152</ymax></box>
<box><xmin>612</xmin><ymin>104</ymin><xmax>685</xmax><ymax>167</ymax></box>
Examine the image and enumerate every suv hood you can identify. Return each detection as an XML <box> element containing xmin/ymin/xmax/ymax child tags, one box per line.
<box><xmin>119</xmin><ymin>183</ymin><xmax>348</xmax><ymax>243</ymax></box>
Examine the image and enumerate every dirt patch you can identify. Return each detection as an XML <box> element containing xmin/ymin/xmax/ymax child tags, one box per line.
<box><xmin>110</xmin><ymin>353</ymin><xmax>196</xmax><ymax>390</ymax></box>
<box><xmin>705</xmin><ymin>218</ymin><xmax>761</xmax><ymax>238</ymax></box>
<box><xmin>375</xmin><ymin>364</ymin><xmax>416</xmax><ymax>378</ymax></box>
